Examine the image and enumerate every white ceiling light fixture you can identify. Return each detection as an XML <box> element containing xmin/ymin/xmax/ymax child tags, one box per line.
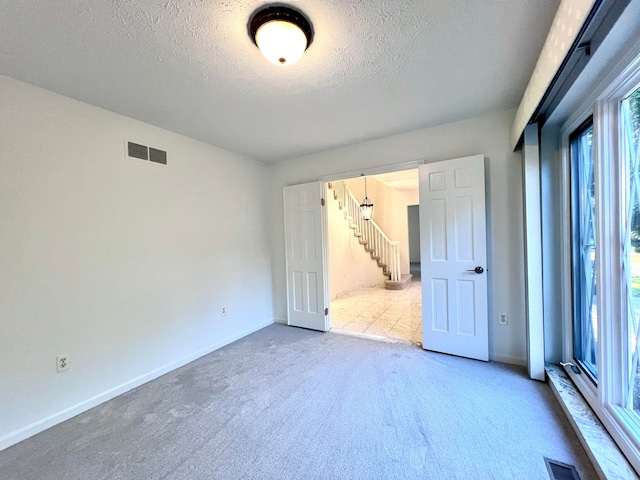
<box><xmin>249</xmin><ymin>5</ymin><xmax>314</xmax><ymax>66</ymax></box>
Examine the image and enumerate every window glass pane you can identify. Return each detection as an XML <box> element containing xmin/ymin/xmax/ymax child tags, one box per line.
<box><xmin>622</xmin><ymin>85</ymin><xmax>640</xmax><ymax>411</ymax></box>
<box><xmin>570</xmin><ymin>120</ymin><xmax>598</xmax><ymax>380</ymax></box>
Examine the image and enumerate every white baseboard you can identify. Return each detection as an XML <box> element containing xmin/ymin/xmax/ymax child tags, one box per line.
<box><xmin>491</xmin><ymin>353</ymin><xmax>527</xmax><ymax>366</ymax></box>
<box><xmin>0</xmin><ymin>318</ymin><xmax>274</xmax><ymax>452</ymax></box>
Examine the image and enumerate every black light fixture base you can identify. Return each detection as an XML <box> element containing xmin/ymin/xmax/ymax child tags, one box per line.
<box><xmin>248</xmin><ymin>4</ymin><xmax>314</xmax><ymax>49</ymax></box>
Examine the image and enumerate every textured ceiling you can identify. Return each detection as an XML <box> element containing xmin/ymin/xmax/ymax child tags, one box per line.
<box><xmin>372</xmin><ymin>169</ymin><xmax>418</xmax><ymax>192</ymax></box>
<box><xmin>0</xmin><ymin>0</ymin><xmax>559</xmax><ymax>163</ymax></box>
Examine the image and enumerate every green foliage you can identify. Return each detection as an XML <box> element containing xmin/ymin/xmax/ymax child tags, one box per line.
<box><xmin>628</xmin><ymin>88</ymin><xmax>640</xmax><ymax>250</ymax></box>
<box><xmin>631</xmin><ymin>88</ymin><xmax>640</xmax><ymax>148</ymax></box>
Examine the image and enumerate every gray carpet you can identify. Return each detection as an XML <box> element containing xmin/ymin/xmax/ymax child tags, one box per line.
<box><xmin>0</xmin><ymin>324</ymin><xmax>596</xmax><ymax>479</ymax></box>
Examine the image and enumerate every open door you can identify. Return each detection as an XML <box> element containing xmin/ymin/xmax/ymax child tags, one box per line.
<box><xmin>283</xmin><ymin>182</ymin><xmax>329</xmax><ymax>331</ymax></box>
<box><xmin>419</xmin><ymin>155</ymin><xmax>489</xmax><ymax>361</ymax></box>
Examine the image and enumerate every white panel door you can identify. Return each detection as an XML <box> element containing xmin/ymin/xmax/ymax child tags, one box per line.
<box><xmin>419</xmin><ymin>155</ymin><xmax>488</xmax><ymax>361</ymax></box>
<box><xmin>284</xmin><ymin>182</ymin><xmax>329</xmax><ymax>331</ymax></box>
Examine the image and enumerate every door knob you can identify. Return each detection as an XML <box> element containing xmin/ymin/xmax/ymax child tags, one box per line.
<box><xmin>466</xmin><ymin>266</ymin><xmax>484</xmax><ymax>274</ymax></box>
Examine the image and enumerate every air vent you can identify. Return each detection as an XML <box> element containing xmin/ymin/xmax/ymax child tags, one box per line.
<box><xmin>126</xmin><ymin>141</ymin><xmax>167</xmax><ymax>165</ymax></box>
<box><xmin>128</xmin><ymin>142</ymin><xmax>148</xmax><ymax>160</ymax></box>
<box><xmin>149</xmin><ymin>147</ymin><xmax>167</xmax><ymax>165</ymax></box>
<box><xmin>544</xmin><ymin>458</ymin><xmax>581</xmax><ymax>480</ymax></box>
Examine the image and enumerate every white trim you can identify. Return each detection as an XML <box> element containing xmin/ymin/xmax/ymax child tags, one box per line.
<box><xmin>0</xmin><ymin>318</ymin><xmax>274</xmax><ymax>451</ymax></box>
<box><xmin>522</xmin><ymin>124</ymin><xmax>545</xmax><ymax>380</ymax></box>
<box><xmin>320</xmin><ymin>153</ymin><xmax>484</xmax><ymax>184</ymax></box>
<box><xmin>595</xmin><ymin>52</ymin><xmax>640</xmax><ymax>474</ymax></box>
<box><xmin>321</xmin><ymin>181</ymin><xmax>330</xmax><ymax>330</ymax></box>
<box><xmin>559</xmin><ymin>124</ymin><xmax>573</xmax><ymax>365</ymax></box>
<box><xmin>320</xmin><ymin>159</ymin><xmax>424</xmax><ymax>182</ymax></box>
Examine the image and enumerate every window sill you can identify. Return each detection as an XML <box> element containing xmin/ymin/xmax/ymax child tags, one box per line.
<box><xmin>545</xmin><ymin>363</ymin><xmax>638</xmax><ymax>479</ymax></box>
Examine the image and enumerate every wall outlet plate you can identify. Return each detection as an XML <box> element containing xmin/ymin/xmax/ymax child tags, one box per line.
<box><xmin>498</xmin><ymin>313</ymin><xmax>508</xmax><ymax>326</ymax></box>
<box><xmin>56</xmin><ymin>356</ymin><xmax>70</xmax><ymax>372</ymax></box>
<box><xmin>221</xmin><ymin>306</ymin><xmax>227</xmax><ymax>316</ymax></box>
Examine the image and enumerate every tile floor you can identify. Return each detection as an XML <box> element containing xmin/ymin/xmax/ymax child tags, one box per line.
<box><xmin>330</xmin><ymin>280</ymin><xmax>423</xmax><ymax>346</ymax></box>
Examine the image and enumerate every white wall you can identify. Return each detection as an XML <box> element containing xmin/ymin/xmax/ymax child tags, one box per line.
<box><xmin>0</xmin><ymin>76</ymin><xmax>274</xmax><ymax>449</ymax></box>
<box><xmin>270</xmin><ymin>109</ymin><xmax>527</xmax><ymax>365</ymax></box>
<box><xmin>328</xmin><ymin>185</ymin><xmax>384</xmax><ymax>299</ymax></box>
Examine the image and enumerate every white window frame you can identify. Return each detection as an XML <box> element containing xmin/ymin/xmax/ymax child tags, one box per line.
<box><xmin>560</xmin><ymin>48</ymin><xmax>640</xmax><ymax>473</ymax></box>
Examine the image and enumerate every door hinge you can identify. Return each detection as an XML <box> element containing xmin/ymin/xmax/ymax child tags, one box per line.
<box><xmin>321</xmin><ymin>198</ymin><xmax>325</xmax><ymax>206</ymax></box>
<box><xmin>324</xmin><ymin>307</ymin><xmax>328</xmax><ymax>315</ymax></box>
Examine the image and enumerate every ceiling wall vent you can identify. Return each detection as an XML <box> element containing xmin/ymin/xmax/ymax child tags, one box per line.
<box><xmin>126</xmin><ymin>141</ymin><xmax>167</xmax><ymax>165</ymax></box>
<box><xmin>544</xmin><ymin>458</ymin><xmax>581</xmax><ymax>480</ymax></box>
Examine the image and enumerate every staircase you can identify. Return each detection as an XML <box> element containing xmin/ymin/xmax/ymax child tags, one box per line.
<box><xmin>328</xmin><ymin>181</ymin><xmax>412</xmax><ymax>290</ymax></box>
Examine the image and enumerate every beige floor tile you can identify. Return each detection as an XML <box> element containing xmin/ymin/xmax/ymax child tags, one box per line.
<box><xmin>341</xmin><ymin>322</ymin><xmax>370</xmax><ymax>333</ymax></box>
<box><xmin>365</xmin><ymin>323</ymin><xmax>392</xmax><ymax>336</ymax></box>
<box><xmin>389</xmin><ymin>321</ymin><xmax>415</xmax><ymax>333</ymax></box>
<box><xmin>388</xmin><ymin>329</ymin><xmax>413</xmax><ymax>341</ymax></box>
<box><xmin>396</xmin><ymin>318</ymin><xmax>421</xmax><ymax>331</ymax></box>
<box><xmin>373</xmin><ymin>318</ymin><xmax>399</xmax><ymax>329</ymax></box>
<box><xmin>331</xmin><ymin>317</ymin><xmax>352</xmax><ymax>328</ymax></box>
<box><xmin>331</xmin><ymin>281</ymin><xmax>422</xmax><ymax>343</ymax></box>
<box><xmin>351</xmin><ymin>315</ymin><xmax>376</xmax><ymax>325</ymax></box>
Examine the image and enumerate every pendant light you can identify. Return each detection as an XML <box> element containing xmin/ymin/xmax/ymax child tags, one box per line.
<box><xmin>360</xmin><ymin>176</ymin><xmax>374</xmax><ymax>221</ymax></box>
<box><xmin>249</xmin><ymin>5</ymin><xmax>314</xmax><ymax>66</ymax></box>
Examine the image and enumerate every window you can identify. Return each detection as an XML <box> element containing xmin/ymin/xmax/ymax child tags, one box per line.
<box><xmin>622</xmin><ymin>86</ymin><xmax>640</xmax><ymax>413</ymax></box>
<box><xmin>561</xmin><ymin>51</ymin><xmax>640</xmax><ymax>472</ymax></box>
<box><xmin>569</xmin><ymin>119</ymin><xmax>597</xmax><ymax>382</ymax></box>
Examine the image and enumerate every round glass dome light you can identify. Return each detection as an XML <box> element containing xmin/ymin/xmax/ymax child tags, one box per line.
<box><xmin>249</xmin><ymin>5</ymin><xmax>314</xmax><ymax>67</ymax></box>
<box><xmin>255</xmin><ymin>20</ymin><xmax>307</xmax><ymax>66</ymax></box>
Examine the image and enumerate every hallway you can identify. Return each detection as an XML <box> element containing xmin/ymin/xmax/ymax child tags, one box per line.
<box><xmin>330</xmin><ymin>279</ymin><xmax>422</xmax><ymax>345</ymax></box>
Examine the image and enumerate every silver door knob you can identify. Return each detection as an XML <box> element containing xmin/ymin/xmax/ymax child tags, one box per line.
<box><xmin>466</xmin><ymin>266</ymin><xmax>484</xmax><ymax>274</ymax></box>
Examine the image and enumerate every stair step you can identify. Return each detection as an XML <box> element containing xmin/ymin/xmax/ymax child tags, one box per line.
<box><xmin>349</xmin><ymin>224</ymin><xmax>358</xmax><ymax>229</ymax></box>
<box><xmin>365</xmin><ymin>248</ymin><xmax>375</xmax><ymax>253</ymax></box>
<box><xmin>358</xmin><ymin>240</ymin><xmax>368</xmax><ymax>245</ymax></box>
<box><xmin>385</xmin><ymin>274</ymin><xmax>413</xmax><ymax>290</ymax></box>
<box><xmin>354</xmin><ymin>232</ymin><xmax>362</xmax><ymax>237</ymax></box>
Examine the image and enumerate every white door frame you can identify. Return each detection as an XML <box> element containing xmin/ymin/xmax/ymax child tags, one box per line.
<box><xmin>316</xmin><ymin>157</ymin><xmax>490</xmax><ymax>355</ymax></box>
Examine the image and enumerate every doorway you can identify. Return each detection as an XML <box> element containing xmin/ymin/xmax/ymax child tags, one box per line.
<box><xmin>407</xmin><ymin>204</ymin><xmax>421</xmax><ymax>281</ymax></box>
<box><xmin>326</xmin><ymin>171</ymin><xmax>423</xmax><ymax>345</ymax></box>
<box><xmin>283</xmin><ymin>154</ymin><xmax>489</xmax><ymax>360</ymax></box>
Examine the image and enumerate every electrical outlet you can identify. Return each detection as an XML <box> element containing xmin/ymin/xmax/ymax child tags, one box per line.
<box><xmin>56</xmin><ymin>356</ymin><xmax>69</xmax><ymax>373</ymax></box>
<box><xmin>221</xmin><ymin>306</ymin><xmax>227</xmax><ymax>316</ymax></box>
<box><xmin>498</xmin><ymin>313</ymin><xmax>508</xmax><ymax>326</ymax></box>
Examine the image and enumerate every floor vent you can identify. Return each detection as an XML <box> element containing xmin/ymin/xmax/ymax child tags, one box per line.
<box><xmin>544</xmin><ymin>458</ymin><xmax>581</xmax><ymax>480</ymax></box>
<box><xmin>127</xmin><ymin>141</ymin><xmax>167</xmax><ymax>165</ymax></box>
